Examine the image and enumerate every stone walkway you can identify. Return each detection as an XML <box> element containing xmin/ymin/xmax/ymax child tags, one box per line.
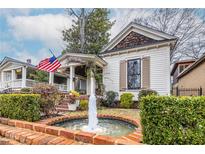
<box><xmin>0</xmin><ymin>123</ymin><xmax>85</xmax><ymax>145</ymax></box>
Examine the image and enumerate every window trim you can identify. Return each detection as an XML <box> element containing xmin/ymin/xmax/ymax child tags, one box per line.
<box><xmin>127</xmin><ymin>58</ymin><xmax>141</xmax><ymax>90</ymax></box>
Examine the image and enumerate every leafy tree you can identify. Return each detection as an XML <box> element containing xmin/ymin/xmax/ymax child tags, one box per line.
<box><xmin>62</xmin><ymin>8</ymin><xmax>114</xmax><ymax>54</ymax></box>
<box><xmin>27</xmin><ymin>68</ymin><xmax>48</xmax><ymax>83</ymax></box>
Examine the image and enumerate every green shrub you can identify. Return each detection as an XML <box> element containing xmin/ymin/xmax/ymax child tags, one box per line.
<box><xmin>120</xmin><ymin>93</ymin><xmax>134</xmax><ymax>108</ymax></box>
<box><xmin>0</xmin><ymin>94</ymin><xmax>40</xmax><ymax>121</ymax></box>
<box><xmin>33</xmin><ymin>84</ymin><xmax>60</xmax><ymax>116</ymax></box>
<box><xmin>96</xmin><ymin>96</ymin><xmax>104</xmax><ymax>109</ymax></box>
<box><xmin>138</xmin><ymin>89</ymin><xmax>158</xmax><ymax>100</ymax></box>
<box><xmin>20</xmin><ymin>88</ymin><xmax>32</xmax><ymax>93</ymax></box>
<box><xmin>140</xmin><ymin>96</ymin><xmax>205</xmax><ymax>145</ymax></box>
<box><xmin>79</xmin><ymin>99</ymin><xmax>88</xmax><ymax>110</ymax></box>
<box><xmin>104</xmin><ymin>91</ymin><xmax>118</xmax><ymax>107</ymax></box>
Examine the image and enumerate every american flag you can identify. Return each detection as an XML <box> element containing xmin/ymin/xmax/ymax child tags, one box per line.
<box><xmin>37</xmin><ymin>55</ymin><xmax>61</xmax><ymax>72</ymax></box>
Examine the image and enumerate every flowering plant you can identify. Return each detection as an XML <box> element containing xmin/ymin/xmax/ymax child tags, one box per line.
<box><xmin>68</xmin><ymin>90</ymin><xmax>80</xmax><ymax>104</ymax></box>
<box><xmin>69</xmin><ymin>90</ymin><xmax>80</xmax><ymax>97</ymax></box>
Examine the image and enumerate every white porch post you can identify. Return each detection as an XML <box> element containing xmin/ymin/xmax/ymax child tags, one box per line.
<box><xmin>1</xmin><ymin>71</ymin><xmax>4</xmax><ymax>89</ymax></box>
<box><xmin>90</xmin><ymin>71</ymin><xmax>95</xmax><ymax>95</ymax></box>
<box><xmin>11</xmin><ymin>69</ymin><xmax>15</xmax><ymax>88</ymax></box>
<box><xmin>49</xmin><ymin>72</ymin><xmax>54</xmax><ymax>85</ymax></box>
<box><xmin>86</xmin><ymin>76</ymin><xmax>90</xmax><ymax>95</ymax></box>
<box><xmin>69</xmin><ymin>65</ymin><xmax>75</xmax><ymax>90</ymax></box>
<box><xmin>1</xmin><ymin>71</ymin><xmax>4</xmax><ymax>82</ymax></box>
<box><xmin>67</xmin><ymin>77</ymin><xmax>70</xmax><ymax>91</ymax></box>
<box><xmin>22</xmin><ymin>66</ymin><xmax>26</xmax><ymax>88</ymax></box>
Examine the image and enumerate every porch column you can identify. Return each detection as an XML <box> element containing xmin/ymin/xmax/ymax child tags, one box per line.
<box><xmin>67</xmin><ymin>77</ymin><xmax>70</xmax><ymax>91</ymax></box>
<box><xmin>1</xmin><ymin>71</ymin><xmax>4</xmax><ymax>82</ymax></box>
<box><xmin>69</xmin><ymin>65</ymin><xmax>75</xmax><ymax>90</ymax></box>
<box><xmin>86</xmin><ymin>76</ymin><xmax>90</xmax><ymax>95</ymax></box>
<box><xmin>11</xmin><ymin>69</ymin><xmax>15</xmax><ymax>87</ymax></box>
<box><xmin>22</xmin><ymin>66</ymin><xmax>27</xmax><ymax>88</ymax></box>
<box><xmin>90</xmin><ymin>71</ymin><xmax>95</xmax><ymax>95</ymax></box>
<box><xmin>49</xmin><ymin>72</ymin><xmax>54</xmax><ymax>85</ymax></box>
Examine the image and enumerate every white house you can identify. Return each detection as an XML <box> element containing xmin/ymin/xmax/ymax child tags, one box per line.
<box><xmin>0</xmin><ymin>22</ymin><xmax>177</xmax><ymax>100</ymax></box>
<box><xmin>100</xmin><ymin>22</ymin><xmax>177</xmax><ymax>99</ymax></box>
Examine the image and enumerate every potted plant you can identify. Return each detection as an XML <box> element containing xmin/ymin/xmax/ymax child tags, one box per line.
<box><xmin>68</xmin><ymin>90</ymin><xmax>80</xmax><ymax>111</ymax></box>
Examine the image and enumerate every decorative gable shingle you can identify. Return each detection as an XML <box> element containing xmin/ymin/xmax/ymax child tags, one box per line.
<box><xmin>108</xmin><ymin>31</ymin><xmax>159</xmax><ymax>52</ymax></box>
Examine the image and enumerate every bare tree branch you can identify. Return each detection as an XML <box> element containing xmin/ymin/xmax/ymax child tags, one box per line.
<box><xmin>134</xmin><ymin>8</ymin><xmax>205</xmax><ymax>64</ymax></box>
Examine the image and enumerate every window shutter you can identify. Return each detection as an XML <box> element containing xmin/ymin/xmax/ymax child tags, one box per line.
<box><xmin>119</xmin><ymin>60</ymin><xmax>127</xmax><ymax>91</ymax></box>
<box><xmin>142</xmin><ymin>57</ymin><xmax>150</xmax><ymax>89</ymax></box>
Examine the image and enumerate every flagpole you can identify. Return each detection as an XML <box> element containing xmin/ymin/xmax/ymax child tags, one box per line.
<box><xmin>49</xmin><ymin>49</ymin><xmax>55</xmax><ymax>57</ymax></box>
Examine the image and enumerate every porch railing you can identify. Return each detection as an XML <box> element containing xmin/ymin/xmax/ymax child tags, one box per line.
<box><xmin>0</xmin><ymin>79</ymin><xmax>22</xmax><ymax>90</ymax></box>
<box><xmin>54</xmin><ymin>83</ymin><xmax>68</xmax><ymax>92</ymax></box>
<box><xmin>0</xmin><ymin>79</ymin><xmax>68</xmax><ymax>92</ymax></box>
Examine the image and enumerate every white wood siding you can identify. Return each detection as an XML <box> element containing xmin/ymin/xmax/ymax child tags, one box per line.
<box><xmin>102</xmin><ymin>46</ymin><xmax>171</xmax><ymax>100</ymax></box>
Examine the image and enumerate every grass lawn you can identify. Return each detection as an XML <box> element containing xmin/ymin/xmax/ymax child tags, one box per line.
<box><xmin>66</xmin><ymin>108</ymin><xmax>140</xmax><ymax>119</ymax></box>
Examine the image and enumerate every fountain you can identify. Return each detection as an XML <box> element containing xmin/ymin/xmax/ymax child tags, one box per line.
<box><xmin>87</xmin><ymin>94</ymin><xmax>98</xmax><ymax>131</ymax></box>
<box><xmin>53</xmin><ymin>71</ymin><xmax>137</xmax><ymax>137</ymax></box>
<box><xmin>83</xmin><ymin>71</ymin><xmax>99</xmax><ymax>132</ymax></box>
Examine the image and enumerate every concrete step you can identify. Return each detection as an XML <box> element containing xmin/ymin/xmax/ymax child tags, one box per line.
<box><xmin>55</xmin><ymin>107</ymin><xmax>69</xmax><ymax>112</ymax></box>
<box><xmin>56</xmin><ymin>104</ymin><xmax>68</xmax><ymax>108</ymax></box>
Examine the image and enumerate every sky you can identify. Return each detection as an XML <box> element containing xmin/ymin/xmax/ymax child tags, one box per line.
<box><xmin>0</xmin><ymin>8</ymin><xmax>203</xmax><ymax>64</ymax></box>
<box><xmin>0</xmin><ymin>8</ymin><xmax>154</xmax><ymax>64</ymax></box>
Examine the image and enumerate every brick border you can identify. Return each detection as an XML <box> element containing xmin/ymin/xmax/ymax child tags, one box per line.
<box><xmin>0</xmin><ymin>114</ymin><xmax>142</xmax><ymax>145</ymax></box>
<box><xmin>37</xmin><ymin>114</ymin><xmax>142</xmax><ymax>144</ymax></box>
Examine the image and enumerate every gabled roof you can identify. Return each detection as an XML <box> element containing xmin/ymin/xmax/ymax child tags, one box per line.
<box><xmin>100</xmin><ymin>22</ymin><xmax>178</xmax><ymax>54</ymax></box>
<box><xmin>177</xmin><ymin>54</ymin><xmax>205</xmax><ymax>79</ymax></box>
<box><xmin>59</xmin><ymin>52</ymin><xmax>107</xmax><ymax>68</ymax></box>
<box><xmin>0</xmin><ymin>56</ymin><xmax>36</xmax><ymax>68</ymax></box>
<box><xmin>170</xmin><ymin>59</ymin><xmax>196</xmax><ymax>75</ymax></box>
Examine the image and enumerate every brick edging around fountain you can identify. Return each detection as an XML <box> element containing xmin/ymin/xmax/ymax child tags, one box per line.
<box><xmin>0</xmin><ymin>114</ymin><xmax>142</xmax><ymax>145</ymax></box>
<box><xmin>37</xmin><ymin>114</ymin><xmax>143</xmax><ymax>144</ymax></box>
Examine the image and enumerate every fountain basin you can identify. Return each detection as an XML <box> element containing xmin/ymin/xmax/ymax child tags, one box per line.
<box><xmin>38</xmin><ymin>114</ymin><xmax>142</xmax><ymax>144</ymax></box>
<box><xmin>53</xmin><ymin>118</ymin><xmax>137</xmax><ymax>137</ymax></box>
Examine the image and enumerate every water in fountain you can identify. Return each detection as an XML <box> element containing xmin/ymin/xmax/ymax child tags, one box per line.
<box><xmin>82</xmin><ymin>74</ymin><xmax>105</xmax><ymax>132</ymax></box>
<box><xmin>87</xmin><ymin>94</ymin><xmax>98</xmax><ymax>131</ymax></box>
<box><xmin>82</xmin><ymin>94</ymin><xmax>103</xmax><ymax>132</ymax></box>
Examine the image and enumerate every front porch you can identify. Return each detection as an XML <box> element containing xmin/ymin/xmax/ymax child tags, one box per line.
<box><xmin>0</xmin><ymin>66</ymin><xmax>70</xmax><ymax>92</ymax></box>
<box><xmin>55</xmin><ymin>52</ymin><xmax>107</xmax><ymax>95</ymax></box>
<box><xmin>0</xmin><ymin>53</ymin><xmax>106</xmax><ymax>94</ymax></box>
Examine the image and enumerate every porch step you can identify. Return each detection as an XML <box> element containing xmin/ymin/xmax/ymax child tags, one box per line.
<box><xmin>56</xmin><ymin>104</ymin><xmax>68</xmax><ymax>108</ymax></box>
<box><xmin>55</xmin><ymin>107</ymin><xmax>69</xmax><ymax>112</ymax></box>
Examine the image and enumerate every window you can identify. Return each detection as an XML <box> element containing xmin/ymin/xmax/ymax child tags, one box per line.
<box><xmin>15</xmin><ymin>69</ymin><xmax>22</xmax><ymax>79</ymax></box>
<box><xmin>127</xmin><ymin>58</ymin><xmax>141</xmax><ymax>89</ymax></box>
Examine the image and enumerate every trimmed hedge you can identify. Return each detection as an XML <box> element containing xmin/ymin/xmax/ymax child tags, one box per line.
<box><xmin>0</xmin><ymin>94</ymin><xmax>41</xmax><ymax>122</ymax></box>
<box><xmin>120</xmin><ymin>93</ymin><xmax>134</xmax><ymax>108</ymax></box>
<box><xmin>140</xmin><ymin>96</ymin><xmax>205</xmax><ymax>145</ymax></box>
<box><xmin>138</xmin><ymin>89</ymin><xmax>158</xmax><ymax>100</ymax></box>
